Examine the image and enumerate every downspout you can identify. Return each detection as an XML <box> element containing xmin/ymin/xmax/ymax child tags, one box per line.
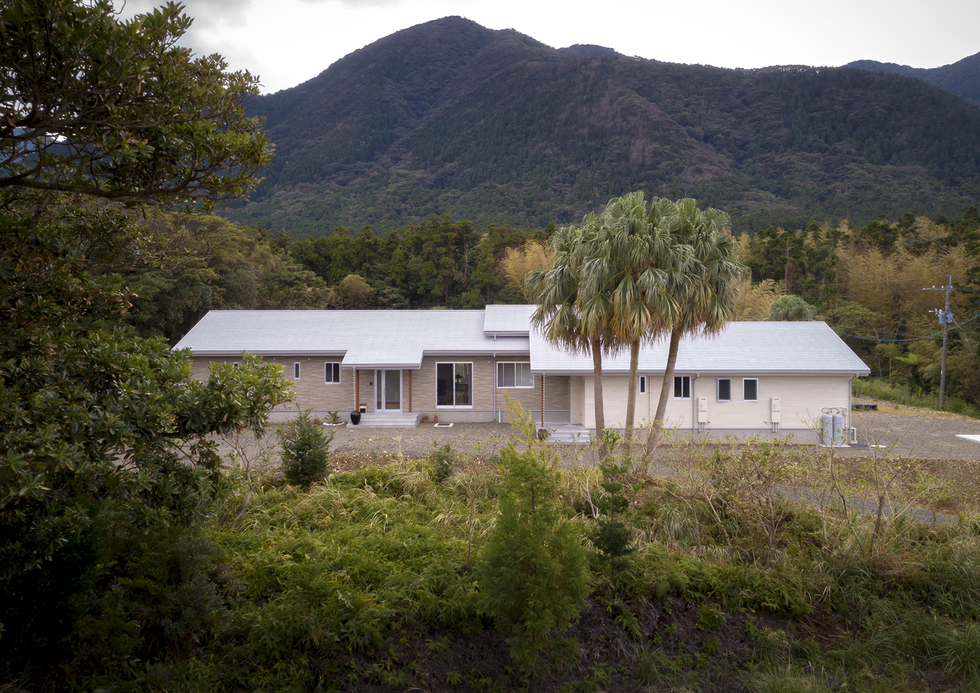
<box><xmin>492</xmin><ymin>354</ymin><xmax>496</xmax><ymax>423</ymax></box>
<box><xmin>541</xmin><ymin>374</ymin><xmax>546</xmax><ymax>429</ymax></box>
<box><xmin>691</xmin><ymin>374</ymin><xmax>700</xmax><ymax>432</ymax></box>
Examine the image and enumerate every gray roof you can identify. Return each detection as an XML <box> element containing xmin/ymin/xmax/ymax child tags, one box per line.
<box><xmin>483</xmin><ymin>304</ymin><xmax>535</xmax><ymax>336</ymax></box>
<box><xmin>175</xmin><ymin>310</ymin><xmax>869</xmax><ymax>376</ymax></box>
<box><xmin>528</xmin><ymin>321</ymin><xmax>870</xmax><ymax>376</ymax></box>
<box><xmin>174</xmin><ymin>310</ymin><xmax>530</xmax><ymax>369</ymax></box>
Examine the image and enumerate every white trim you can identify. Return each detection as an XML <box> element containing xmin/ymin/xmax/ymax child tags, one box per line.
<box><xmin>293</xmin><ymin>362</ymin><xmax>301</xmax><ymax>380</ymax></box>
<box><xmin>717</xmin><ymin>378</ymin><xmax>732</xmax><ymax>402</ymax></box>
<box><xmin>497</xmin><ymin>361</ymin><xmax>534</xmax><ymax>388</ymax></box>
<box><xmin>324</xmin><ymin>362</ymin><xmax>341</xmax><ymax>384</ymax></box>
<box><xmin>742</xmin><ymin>378</ymin><xmax>759</xmax><ymax>402</ymax></box>
<box><xmin>673</xmin><ymin>375</ymin><xmax>691</xmax><ymax>399</ymax></box>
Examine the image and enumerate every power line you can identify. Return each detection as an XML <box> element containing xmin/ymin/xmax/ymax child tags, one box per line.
<box><xmin>831</xmin><ymin>306</ymin><xmax>980</xmax><ymax>343</ymax></box>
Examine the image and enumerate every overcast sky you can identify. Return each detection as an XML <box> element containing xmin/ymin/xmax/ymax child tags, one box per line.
<box><xmin>118</xmin><ymin>0</ymin><xmax>980</xmax><ymax>95</ymax></box>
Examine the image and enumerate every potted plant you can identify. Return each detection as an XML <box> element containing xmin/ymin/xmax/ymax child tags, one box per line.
<box><xmin>421</xmin><ymin>413</ymin><xmax>429</xmax><ymax>423</ymax></box>
<box><xmin>433</xmin><ymin>414</ymin><xmax>438</xmax><ymax>424</ymax></box>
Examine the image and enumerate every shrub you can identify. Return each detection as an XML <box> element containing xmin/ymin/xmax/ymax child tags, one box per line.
<box><xmin>429</xmin><ymin>442</ymin><xmax>458</xmax><ymax>483</ymax></box>
<box><xmin>280</xmin><ymin>411</ymin><xmax>333</xmax><ymax>487</ymax></box>
<box><xmin>475</xmin><ymin>405</ymin><xmax>589</xmax><ymax>675</ymax></box>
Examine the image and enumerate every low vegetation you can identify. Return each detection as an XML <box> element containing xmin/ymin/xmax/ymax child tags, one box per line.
<box><xmin>10</xmin><ymin>410</ymin><xmax>980</xmax><ymax>692</ymax></box>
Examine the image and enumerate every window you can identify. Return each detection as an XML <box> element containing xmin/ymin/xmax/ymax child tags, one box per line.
<box><xmin>673</xmin><ymin>375</ymin><xmax>691</xmax><ymax>399</ymax></box>
<box><xmin>293</xmin><ymin>362</ymin><xmax>301</xmax><ymax>380</ymax></box>
<box><xmin>437</xmin><ymin>363</ymin><xmax>472</xmax><ymax>407</ymax></box>
<box><xmin>232</xmin><ymin>362</ymin><xmax>239</xmax><ymax>369</ymax></box>
<box><xmin>325</xmin><ymin>362</ymin><xmax>341</xmax><ymax>384</ymax></box>
<box><xmin>639</xmin><ymin>376</ymin><xmax>647</xmax><ymax>395</ymax></box>
<box><xmin>717</xmin><ymin>378</ymin><xmax>732</xmax><ymax>402</ymax></box>
<box><xmin>497</xmin><ymin>362</ymin><xmax>533</xmax><ymax>388</ymax></box>
<box><xmin>743</xmin><ymin>378</ymin><xmax>758</xmax><ymax>401</ymax></box>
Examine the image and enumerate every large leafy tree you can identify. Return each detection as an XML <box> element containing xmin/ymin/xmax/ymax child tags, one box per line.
<box><xmin>0</xmin><ymin>0</ymin><xmax>288</xmax><ymax>670</ymax></box>
<box><xmin>0</xmin><ymin>0</ymin><xmax>270</xmax><ymax>209</ymax></box>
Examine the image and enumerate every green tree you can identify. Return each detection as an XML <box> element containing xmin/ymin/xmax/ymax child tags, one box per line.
<box><xmin>280</xmin><ymin>411</ymin><xmax>334</xmax><ymax>487</ymax></box>
<box><xmin>0</xmin><ymin>0</ymin><xmax>285</xmax><ymax>670</ymax></box>
<box><xmin>0</xmin><ymin>0</ymin><xmax>269</xmax><ymax>209</ymax></box>
<box><xmin>767</xmin><ymin>294</ymin><xmax>818</xmax><ymax>321</ymax></box>
<box><xmin>651</xmin><ymin>199</ymin><xmax>747</xmax><ymax>439</ymax></box>
<box><xmin>529</xmin><ymin>224</ymin><xmax>616</xmax><ymax>456</ymax></box>
<box><xmin>581</xmin><ymin>193</ymin><xmax>682</xmax><ymax>446</ymax></box>
<box><xmin>475</xmin><ymin>406</ymin><xmax>589</xmax><ymax>677</ymax></box>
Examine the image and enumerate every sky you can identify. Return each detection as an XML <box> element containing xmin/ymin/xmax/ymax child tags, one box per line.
<box><xmin>118</xmin><ymin>0</ymin><xmax>980</xmax><ymax>95</ymax></box>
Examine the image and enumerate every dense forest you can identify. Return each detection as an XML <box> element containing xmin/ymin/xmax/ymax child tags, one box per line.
<box><xmin>225</xmin><ymin>17</ymin><xmax>980</xmax><ymax>237</ymax></box>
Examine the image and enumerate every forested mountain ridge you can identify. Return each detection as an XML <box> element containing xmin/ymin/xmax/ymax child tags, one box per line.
<box><xmin>847</xmin><ymin>51</ymin><xmax>980</xmax><ymax>104</ymax></box>
<box><xmin>227</xmin><ymin>17</ymin><xmax>980</xmax><ymax>238</ymax></box>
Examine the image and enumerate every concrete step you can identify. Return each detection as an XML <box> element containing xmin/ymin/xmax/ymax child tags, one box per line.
<box><xmin>347</xmin><ymin>411</ymin><xmax>419</xmax><ymax>429</ymax></box>
<box><xmin>544</xmin><ymin>425</ymin><xmax>592</xmax><ymax>445</ymax></box>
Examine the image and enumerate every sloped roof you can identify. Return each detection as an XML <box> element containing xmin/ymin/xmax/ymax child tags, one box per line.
<box><xmin>174</xmin><ymin>310</ymin><xmax>530</xmax><ymax>369</ymax></box>
<box><xmin>175</xmin><ymin>310</ymin><xmax>869</xmax><ymax>376</ymax></box>
<box><xmin>483</xmin><ymin>304</ymin><xmax>535</xmax><ymax>336</ymax></box>
<box><xmin>528</xmin><ymin>321</ymin><xmax>870</xmax><ymax>376</ymax></box>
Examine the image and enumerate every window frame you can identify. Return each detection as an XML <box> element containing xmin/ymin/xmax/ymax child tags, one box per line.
<box><xmin>293</xmin><ymin>362</ymin><xmax>301</xmax><ymax>380</ymax></box>
<box><xmin>743</xmin><ymin>378</ymin><xmax>759</xmax><ymax>402</ymax></box>
<box><xmin>436</xmin><ymin>362</ymin><xmax>474</xmax><ymax>408</ymax></box>
<box><xmin>673</xmin><ymin>375</ymin><xmax>691</xmax><ymax>399</ymax></box>
<box><xmin>717</xmin><ymin>378</ymin><xmax>732</xmax><ymax>402</ymax></box>
<box><xmin>324</xmin><ymin>362</ymin><xmax>341</xmax><ymax>384</ymax></box>
<box><xmin>496</xmin><ymin>361</ymin><xmax>534</xmax><ymax>389</ymax></box>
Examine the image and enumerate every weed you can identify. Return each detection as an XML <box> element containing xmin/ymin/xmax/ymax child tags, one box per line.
<box><xmin>696</xmin><ymin>603</ymin><xmax>726</xmax><ymax>631</ymax></box>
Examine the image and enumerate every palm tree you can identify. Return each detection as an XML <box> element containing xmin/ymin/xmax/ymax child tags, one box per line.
<box><xmin>580</xmin><ymin>192</ymin><xmax>685</xmax><ymax>446</ymax></box>
<box><xmin>529</xmin><ymin>223</ymin><xmax>616</xmax><ymax>456</ymax></box>
<box><xmin>649</xmin><ymin>198</ymin><xmax>748</xmax><ymax>442</ymax></box>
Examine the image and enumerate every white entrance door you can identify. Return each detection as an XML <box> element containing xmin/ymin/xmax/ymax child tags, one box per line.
<box><xmin>375</xmin><ymin>370</ymin><xmax>401</xmax><ymax>411</ymax></box>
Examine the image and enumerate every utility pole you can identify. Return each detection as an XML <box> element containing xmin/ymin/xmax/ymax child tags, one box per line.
<box><xmin>924</xmin><ymin>276</ymin><xmax>953</xmax><ymax>407</ymax></box>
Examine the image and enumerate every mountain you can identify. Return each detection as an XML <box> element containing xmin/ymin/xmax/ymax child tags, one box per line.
<box><xmin>847</xmin><ymin>51</ymin><xmax>980</xmax><ymax>104</ymax></box>
<box><xmin>228</xmin><ymin>17</ymin><xmax>980</xmax><ymax>238</ymax></box>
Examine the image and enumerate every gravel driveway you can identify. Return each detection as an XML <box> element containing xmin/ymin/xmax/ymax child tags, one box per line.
<box><xmin>323</xmin><ymin>402</ymin><xmax>980</xmax><ymax>463</ymax></box>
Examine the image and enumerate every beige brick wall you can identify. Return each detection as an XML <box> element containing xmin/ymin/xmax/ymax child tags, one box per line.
<box><xmin>191</xmin><ymin>355</ymin><xmax>355</xmax><ymax>416</ymax></box>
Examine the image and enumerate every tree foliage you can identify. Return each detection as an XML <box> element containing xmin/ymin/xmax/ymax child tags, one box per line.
<box><xmin>475</xmin><ymin>406</ymin><xmax>589</xmax><ymax>675</ymax></box>
<box><xmin>0</xmin><ymin>0</ymin><xmax>289</xmax><ymax>670</ymax></box>
<box><xmin>0</xmin><ymin>0</ymin><xmax>270</xmax><ymax>209</ymax></box>
<box><xmin>280</xmin><ymin>411</ymin><xmax>333</xmax><ymax>487</ymax></box>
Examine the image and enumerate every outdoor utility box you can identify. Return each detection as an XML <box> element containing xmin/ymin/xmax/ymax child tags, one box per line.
<box><xmin>771</xmin><ymin>397</ymin><xmax>781</xmax><ymax>424</ymax></box>
<box><xmin>697</xmin><ymin>397</ymin><xmax>708</xmax><ymax>424</ymax></box>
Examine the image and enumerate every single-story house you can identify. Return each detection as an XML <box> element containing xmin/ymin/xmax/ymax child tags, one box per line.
<box><xmin>174</xmin><ymin>305</ymin><xmax>870</xmax><ymax>444</ymax></box>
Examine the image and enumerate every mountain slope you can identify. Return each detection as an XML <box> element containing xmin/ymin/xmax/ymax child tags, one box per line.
<box><xmin>847</xmin><ymin>51</ymin><xmax>980</xmax><ymax>104</ymax></box>
<box><xmin>229</xmin><ymin>18</ymin><xmax>980</xmax><ymax>238</ymax></box>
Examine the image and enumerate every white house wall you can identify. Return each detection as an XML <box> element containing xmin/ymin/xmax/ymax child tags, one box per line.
<box><xmin>575</xmin><ymin>374</ymin><xmax>853</xmax><ymax>443</ymax></box>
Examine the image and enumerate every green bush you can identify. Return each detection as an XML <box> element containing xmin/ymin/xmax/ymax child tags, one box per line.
<box><xmin>429</xmin><ymin>442</ymin><xmax>458</xmax><ymax>483</ymax></box>
<box><xmin>280</xmin><ymin>411</ymin><xmax>333</xmax><ymax>487</ymax></box>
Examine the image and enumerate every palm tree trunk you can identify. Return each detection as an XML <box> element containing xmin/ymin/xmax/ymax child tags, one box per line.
<box><xmin>647</xmin><ymin>327</ymin><xmax>681</xmax><ymax>454</ymax></box>
<box><xmin>624</xmin><ymin>337</ymin><xmax>640</xmax><ymax>452</ymax></box>
<box><xmin>591</xmin><ymin>335</ymin><xmax>608</xmax><ymax>459</ymax></box>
